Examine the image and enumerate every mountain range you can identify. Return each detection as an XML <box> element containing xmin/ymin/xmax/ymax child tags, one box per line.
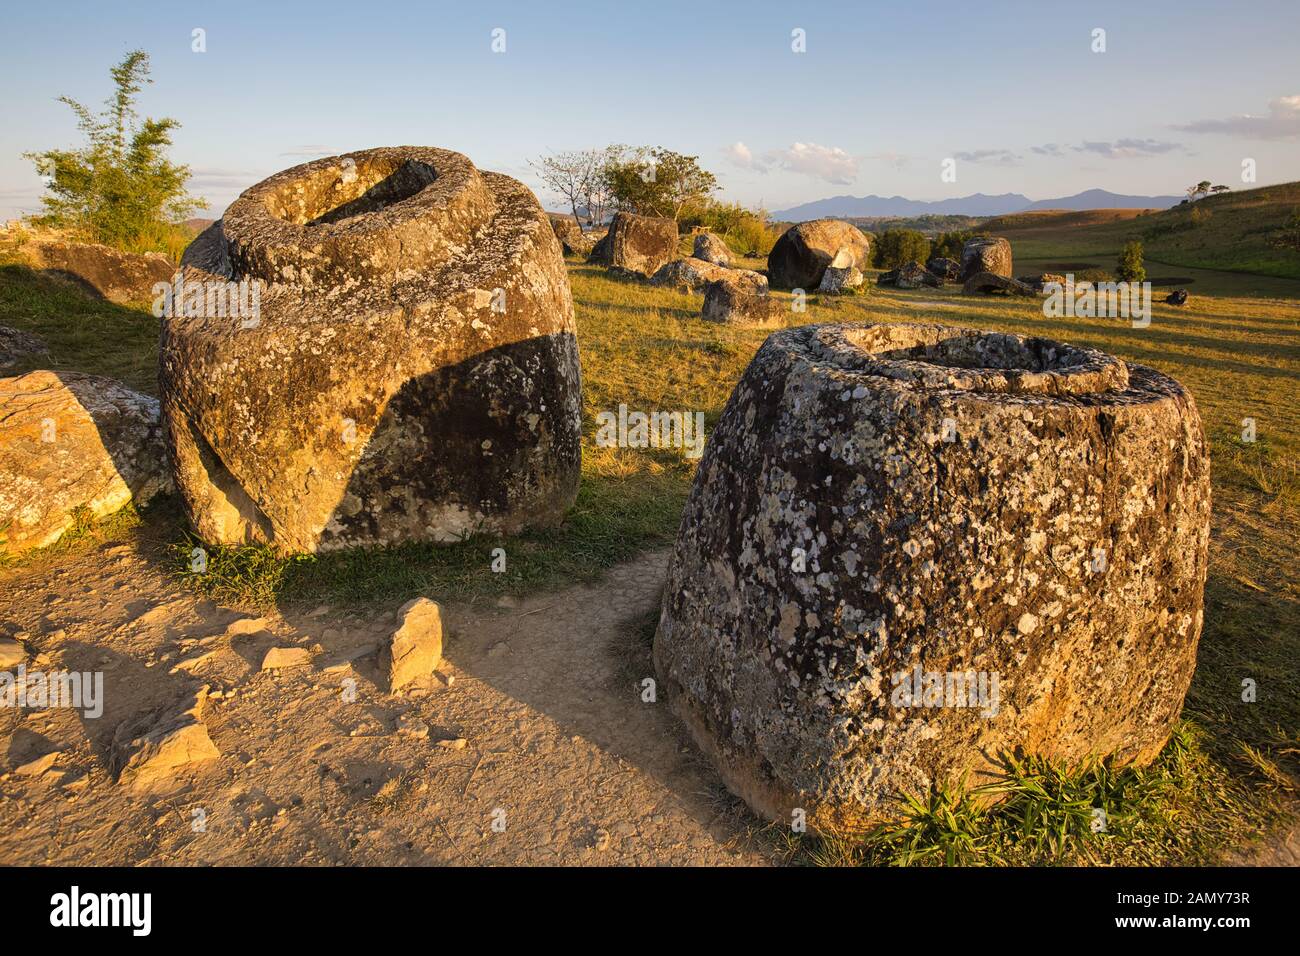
<box><xmin>773</xmin><ymin>188</ymin><xmax>1184</xmax><ymax>220</ymax></box>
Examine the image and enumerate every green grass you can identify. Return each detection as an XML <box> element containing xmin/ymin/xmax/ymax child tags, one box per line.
<box><xmin>2</xmin><ymin>232</ymin><xmax>1297</xmax><ymax>865</ymax></box>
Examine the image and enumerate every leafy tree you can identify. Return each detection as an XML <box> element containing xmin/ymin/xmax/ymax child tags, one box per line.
<box><xmin>873</xmin><ymin>228</ymin><xmax>930</xmax><ymax>268</ymax></box>
<box><xmin>24</xmin><ymin>50</ymin><xmax>202</xmax><ymax>249</ymax></box>
<box><xmin>1210</xmin><ymin>184</ymin><xmax>1231</xmax><ymax>195</ymax></box>
<box><xmin>605</xmin><ymin>147</ymin><xmax>717</xmax><ymax>220</ymax></box>
<box><xmin>932</xmin><ymin>229</ymin><xmax>982</xmax><ymax>260</ymax></box>
<box><xmin>1117</xmin><ymin>239</ymin><xmax>1146</xmax><ymax>283</ymax></box>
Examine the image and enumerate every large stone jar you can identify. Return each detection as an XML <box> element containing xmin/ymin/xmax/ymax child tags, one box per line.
<box><xmin>161</xmin><ymin>146</ymin><xmax>582</xmax><ymax>553</ymax></box>
<box><xmin>654</xmin><ymin>321</ymin><xmax>1210</xmax><ymax>832</ymax></box>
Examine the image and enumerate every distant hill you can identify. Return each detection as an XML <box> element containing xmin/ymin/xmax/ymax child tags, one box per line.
<box><xmin>774</xmin><ymin>188</ymin><xmax>1183</xmax><ymax>221</ymax></box>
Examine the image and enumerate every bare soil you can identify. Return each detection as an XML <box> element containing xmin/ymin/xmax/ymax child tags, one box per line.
<box><xmin>0</xmin><ymin>534</ymin><xmax>774</xmax><ymax>865</ymax></box>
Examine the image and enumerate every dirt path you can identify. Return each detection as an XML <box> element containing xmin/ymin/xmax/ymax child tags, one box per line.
<box><xmin>0</xmin><ymin>537</ymin><xmax>774</xmax><ymax>865</ymax></box>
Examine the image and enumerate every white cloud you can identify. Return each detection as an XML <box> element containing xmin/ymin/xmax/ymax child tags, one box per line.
<box><xmin>1175</xmin><ymin>95</ymin><xmax>1300</xmax><ymax>140</ymax></box>
<box><xmin>763</xmin><ymin>142</ymin><xmax>859</xmax><ymax>185</ymax></box>
<box><xmin>723</xmin><ymin>141</ymin><xmax>764</xmax><ymax>172</ymax></box>
<box><xmin>1071</xmin><ymin>138</ymin><xmax>1184</xmax><ymax>159</ymax></box>
<box><xmin>953</xmin><ymin>149</ymin><xmax>1021</xmax><ymax>166</ymax></box>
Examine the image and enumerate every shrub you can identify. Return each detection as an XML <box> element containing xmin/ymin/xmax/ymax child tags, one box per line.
<box><xmin>680</xmin><ymin>200</ymin><xmax>779</xmax><ymax>256</ymax></box>
<box><xmin>1117</xmin><ymin>240</ymin><xmax>1146</xmax><ymax>283</ymax></box>
<box><xmin>931</xmin><ymin>230</ymin><xmax>983</xmax><ymax>260</ymax></box>
<box><xmin>873</xmin><ymin>228</ymin><xmax>930</xmax><ymax>269</ymax></box>
<box><xmin>23</xmin><ymin>50</ymin><xmax>202</xmax><ymax>255</ymax></box>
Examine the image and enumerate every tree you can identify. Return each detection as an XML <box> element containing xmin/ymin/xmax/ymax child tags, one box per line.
<box><xmin>1210</xmin><ymin>184</ymin><xmax>1231</xmax><ymax>195</ymax></box>
<box><xmin>1117</xmin><ymin>239</ymin><xmax>1146</xmax><ymax>283</ymax></box>
<box><xmin>530</xmin><ymin>149</ymin><xmax>601</xmax><ymax>232</ymax></box>
<box><xmin>24</xmin><ymin>50</ymin><xmax>202</xmax><ymax>249</ymax></box>
<box><xmin>605</xmin><ymin>147</ymin><xmax>717</xmax><ymax>220</ymax></box>
<box><xmin>873</xmin><ymin>229</ymin><xmax>930</xmax><ymax>269</ymax></box>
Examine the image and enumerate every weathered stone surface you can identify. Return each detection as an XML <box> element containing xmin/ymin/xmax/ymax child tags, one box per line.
<box><xmin>1166</xmin><ymin>289</ymin><xmax>1189</xmax><ymax>306</ymax></box>
<box><xmin>894</xmin><ymin>260</ymin><xmax>941</xmax><ymax>289</ymax></box>
<box><xmin>114</xmin><ymin>686</ymin><xmax>220</xmax><ymax>791</ymax></box>
<box><xmin>654</xmin><ymin>322</ymin><xmax>1210</xmax><ymax>833</ymax></box>
<box><xmin>261</xmin><ymin>646</ymin><xmax>313</xmax><ymax>670</ymax></box>
<box><xmin>959</xmin><ymin>237</ymin><xmax>1013</xmax><ymax>280</ymax></box>
<box><xmin>963</xmin><ymin>271</ymin><xmax>1036</xmax><ymax>296</ymax></box>
<box><xmin>0</xmin><ymin>326</ymin><xmax>48</xmax><ymax>371</ymax></box>
<box><xmin>692</xmin><ymin>232</ymin><xmax>732</xmax><ymax>266</ymax></box>
<box><xmin>387</xmin><ymin>597</ymin><xmax>444</xmax><ymax>692</ymax></box>
<box><xmin>650</xmin><ymin>257</ymin><xmax>767</xmax><ymax>294</ymax></box>
<box><xmin>767</xmin><ymin>220</ymin><xmax>871</xmax><ymax>290</ymax></box>
<box><xmin>162</xmin><ymin>147</ymin><xmax>582</xmax><ymax>553</ymax></box>
<box><xmin>816</xmin><ymin>247</ymin><xmax>864</xmax><ymax>293</ymax></box>
<box><xmin>0</xmin><ymin>637</ymin><xmax>25</xmax><ymax>668</ymax></box>
<box><xmin>700</xmin><ymin>281</ymin><xmax>786</xmax><ymax>327</ymax></box>
<box><xmin>0</xmin><ymin>371</ymin><xmax>171</xmax><ymax>555</ymax></box>
<box><xmin>587</xmin><ymin>211</ymin><xmax>678</xmax><ymax>276</ymax></box>
<box><xmin>547</xmin><ymin>213</ymin><xmax>594</xmax><ymax>256</ymax></box>
<box><xmin>21</xmin><ymin>238</ymin><xmax>173</xmax><ymax>304</ymax></box>
<box><xmin>925</xmin><ymin>256</ymin><xmax>961</xmax><ymax>282</ymax></box>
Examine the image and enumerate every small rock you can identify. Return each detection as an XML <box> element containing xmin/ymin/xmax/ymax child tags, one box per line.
<box><xmin>15</xmin><ymin>752</ymin><xmax>61</xmax><ymax>776</ymax></box>
<box><xmin>386</xmin><ymin>598</ymin><xmax>444</xmax><ymax>692</ymax></box>
<box><xmin>0</xmin><ymin>637</ymin><xmax>26</xmax><ymax>669</ymax></box>
<box><xmin>261</xmin><ymin>646</ymin><xmax>313</xmax><ymax>670</ymax></box>
<box><xmin>397</xmin><ymin>714</ymin><xmax>430</xmax><ymax>740</ymax></box>
<box><xmin>113</xmin><ymin>687</ymin><xmax>220</xmax><ymax>791</ymax></box>
<box><xmin>436</xmin><ymin>737</ymin><xmax>468</xmax><ymax>750</ymax></box>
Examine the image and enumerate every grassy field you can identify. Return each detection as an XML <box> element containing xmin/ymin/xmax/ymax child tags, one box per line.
<box><xmin>2</xmin><ymin>227</ymin><xmax>1297</xmax><ymax>865</ymax></box>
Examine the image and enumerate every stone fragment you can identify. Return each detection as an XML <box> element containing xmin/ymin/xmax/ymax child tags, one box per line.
<box><xmin>20</xmin><ymin>238</ymin><xmax>173</xmax><ymax>304</ymax></box>
<box><xmin>925</xmin><ymin>256</ymin><xmax>961</xmax><ymax>282</ymax></box>
<box><xmin>0</xmin><ymin>638</ymin><xmax>25</xmax><ymax>669</ymax></box>
<box><xmin>114</xmin><ymin>686</ymin><xmax>221</xmax><ymax>791</ymax></box>
<box><xmin>650</xmin><ymin>257</ymin><xmax>767</xmax><ymax>294</ymax></box>
<box><xmin>962</xmin><ymin>271</ymin><xmax>1036</xmax><ymax>296</ymax></box>
<box><xmin>0</xmin><ymin>371</ymin><xmax>171</xmax><ymax>555</ymax></box>
<box><xmin>547</xmin><ymin>213</ymin><xmax>594</xmax><ymax>256</ymax></box>
<box><xmin>654</xmin><ymin>321</ymin><xmax>1210</xmax><ymax>833</ymax></box>
<box><xmin>261</xmin><ymin>646</ymin><xmax>314</xmax><ymax>670</ymax></box>
<box><xmin>701</xmin><ymin>281</ymin><xmax>786</xmax><ymax>327</ymax></box>
<box><xmin>0</xmin><ymin>326</ymin><xmax>48</xmax><ymax>371</ymax></box>
<box><xmin>692</xmin><ymin>232</ymin><xmax>733</xmax><ymax>266</ymax></box>
<box><xmin>387</xmin><ymin>597</ymin><xmax>444</xmax><ymax>692</ymax></box>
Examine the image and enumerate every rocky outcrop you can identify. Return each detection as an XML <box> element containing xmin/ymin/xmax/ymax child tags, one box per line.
<box><xmin>692</xmin><ymin>232</ymin><xmax>732</xmax><ymax>266</ymax></box>
<box><xmin>160</xmin><ymin>147</ymin><xmax>582</xmax><ymax>554</ymax></box>
<box><xmin>587</xmin><ymin>211</ymin><xmax>678</xmax><ymax>276</ymax></box>
<box><xmin>767</xmin><ymin>220</ymin><xmax>871</xmax><ymax>290</ymax></box>
<box><xmin>0</xmin><ymin>371</ymin><xmax>171</xmax><ymax>555</ymax></box>
<box><xmin>894</xmin><ymin>260</ymin><xmax>941</xmax><ymax>289</ymax></box>
<box><xmin>651</xmin><ymin>257</ymin><xmax>767</xmax><ymax>294</ymax></box>
<box><xmin>959</xmin><ymin>237</ymin><xmax>1013</xmax><ymax>280</ymax></box>
<box><xmin>21</xmin><ymin>238</ymin><xmax>174</xmax><ymax>304</ymax></box>
<box><xmin>963</xmin><ymin>271</ymin><xmax>1036</xmax><ymax>296</ymax></box>
<box><xmin>654</xmin><ymin>322</ymin><xmax>1210</xmax><ymax>833</ymax></box>
<box><xmin>700</xmin><ymin>282</ymin><xmax>786</xmax><ymax>327</ymax></box>
<box><xmin>0</xmin><ymin>326</ymin><xmax>48</xmax><ymax>371</ymax></box>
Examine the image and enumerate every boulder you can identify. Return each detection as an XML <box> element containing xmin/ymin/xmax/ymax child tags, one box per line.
<box><xmin>547</xmin><ymin>214</ymin><xmax>593</xmax><ymax>256</ymax></box>
<box><xmin>654</xmin><ymin>322</ymin><xmax>1210</xmax><ymax>833</ymax></box>
<box><xmin>587</xmin><ymin>211</ymin><xmax>678</xmax><ymax>276</ymax></box>
<box><xmin>895</xmin><ymin>260</ymin><xmax>941</xmax><ymax>289</ymax></box>
<box><xmin>925</xmin><ymin>256</ymin><xmax>961</xmax><ymax>282</ymax></box>
<box><xmin>692</xmin><ymin>232</ymin><xmax>732</xmax><ymax>266</ymax></box>
<box><xmin>651</xmin><ymin>257</ymin><xmax>767</xmax><ymax>294</ymax></box>
<box><xmin>0</xmin><ymin>371</ymin><xmax>171</xmax><ymax>555</ymax></box>
<box><xmin>700</xmin><ymin>281</ymin><xmax>786</xmax><ymax>327</ymax></box>
<box><xmin>1166</xmin><ymin>289</ymin><xmax>1189</xmax><ymax>306</ymax></box>
<box><xmin>767</xmin><ymin>220</ymin><xmax>871</xmax><ymax>290</ymax></box>
<box><xmin>816</xmin><ymin>247</ymin><xmax>864</xmax><ymax>293</ymax></box>
<box><xmin>21</xmin><ymin>238</ymin><xmax>174</xmax><ymax>304</ymax></box>
<box><xmin>962</xmin><ymin>271</ymin><xmax>1036</xmax><ymax>296</ymax></box>
<box><xmin>959</xmin><ymin>237</ymin><xmax>1013</xmax><ymax>280</ymax></box>
<box><xmin>114</xmin><ymin>686</ymin><xmax>220</xmax><ymax>791</ymax></box>
<box><xmin>161</xmin><ymin>147</ymin><xmax>582</xmax><ymax>553</ymax></box>
<box><xmin>387</xmin><ymin>597</ymin><xmax>444</xmax><ymax>692</ymax></box>
<box><xmin>0</xmin><ymin>326</ymin><xmax>48</xmax><ymax>371</ymax></box>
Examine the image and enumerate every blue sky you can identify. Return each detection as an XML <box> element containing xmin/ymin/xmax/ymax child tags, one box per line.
<box><xmin>2</xmin><ymin>0</ymin><xmax>1298</xmax><ymax>219</ymax></box>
